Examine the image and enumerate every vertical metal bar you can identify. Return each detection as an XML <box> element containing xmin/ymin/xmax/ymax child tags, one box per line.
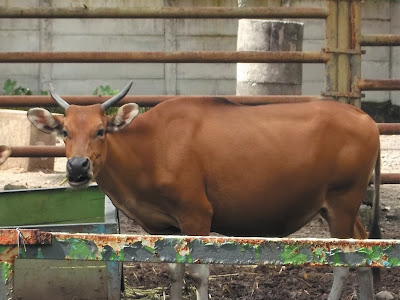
<box><xmin>350</xmin><ymin>0</ymin><xmax>362</xmax><ymax>108</ymax></box>
<box><xmin>107</xmin><ymin>261</ymin><xmax>122</xmax><ymax>299</ymax></box>
<box><xmin>325</xmin><ymin>0</ymin><xmax>338</xmax><ymax>98</ymax></box>
<box><xmin>337</xmin><ymin>0</ymin><xmax>350</xmax><ymax>104</ymax></box>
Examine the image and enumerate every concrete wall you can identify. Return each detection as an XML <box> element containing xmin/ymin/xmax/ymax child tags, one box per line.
<box><xmin>0</xmin><ymin>0</ymin><xmax>399</xmax><ymax>104</ymax></box>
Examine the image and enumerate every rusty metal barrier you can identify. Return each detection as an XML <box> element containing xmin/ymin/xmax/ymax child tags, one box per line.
<box><xmin>0</xmin><ymin>6</ymin><xmax>329</xmax><ymax>19</ymax></box>
<box><xmin>357</xmin><ymin>79</ymin><xmax>400</xmax><ymax>91</ymax></box>
<box><xmin>360</xmin><ymin>34</ymin><xmax>400</xmax><ymax>46</ymax></box>
<box><xmin>2</xmin><ymin>230</ymin><xmax>400</xmax><ymax>299</ymax></box>
<box><xmin>0</xmin><ymin>51</ymin><xmax>330</xmax><ymax>64</ymax></box>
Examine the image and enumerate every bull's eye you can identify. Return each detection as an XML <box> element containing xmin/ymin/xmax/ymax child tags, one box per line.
<box><xmin>62</xmin><ymin>130</ymin><xmax>70</xmax><ymax>139</ymax></box>
<box><xmin>96</xmin><ymin>129</ymin><xmax>105</xmax><ymax>138</ymax></box>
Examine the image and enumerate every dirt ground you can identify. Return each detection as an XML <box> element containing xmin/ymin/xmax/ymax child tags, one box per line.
<box><xmin>0</xmin><ymin>135</ymin><xmax>399</xmax><ymax>299</ymax></box>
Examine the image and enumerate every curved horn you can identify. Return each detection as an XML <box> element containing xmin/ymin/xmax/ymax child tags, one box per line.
<box><xmin>101</xmin><ymin>81</ymin><xmax>133</xmax><ymax>111</ymax></box>
<box><xmin>49</xmin><ymin>83</ymin><xmax>70</xmax><ymax>110</ymax></box>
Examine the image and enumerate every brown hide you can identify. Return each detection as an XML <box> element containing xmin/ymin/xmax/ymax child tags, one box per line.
<box><xmin>78</xmin><ymin>98</ymin><xmax>380</xmax><ymax>238</ymax></box>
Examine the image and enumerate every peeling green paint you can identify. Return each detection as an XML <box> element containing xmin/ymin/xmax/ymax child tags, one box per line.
<box><xmin>0</xmin><ymin>261</ymin><xmax>13</xmax><ymax>283</ymax></box>
<box><xmin>18</xmin><ymin>248</ymin><xmax>27</xmax><ymax>258</ymax></box>
<box><xmin>313</xmin><ymin>248</ymin><xmax>326</xmax><ymax>263</ymax></box>
<box><xmin>330</xmin><ymin>248</ymin><xmax>342</xmax><ymax>266</ymax></box>
<box><xmin>254</xmin><ymin>245</ymin><xmax>260</xmax><ymax>260</ymax></box>
<box><xmin>358</xmin><ymin>246</ymin><xmax>384</xmax><ymax>263</ymax></box>
<box><xmin>240</xmin><ymin>243</ymin><xmax>261</xmax><ymax>259</ymax></box>
<box><xmin>144</xmin><ymin>245</ymin><xmax>155</xmax><ymax>255</ymax></box>
<box><xmin>108</xmin><ymin>249</ymin><xmax>125</xmax><ymax>261</ymax></box>
<box><xmin>176</xmin><ymin>252</ymin><xmax>193</xmax><ymax>264</ymax></box>
<box><xmin>281</xmin><ymin>245</ymin><xmax>307</xmax><ymax>265</ymax></box>
<box><xmin>0</xmin><ymin>245</ymin><xmax>7</xmax><ymax>255</ymax></box>
<box><xmin>66</xmin><ymin>239</ymin><xmax>98</xmax><ymax>260</ymax></box>
<box><xmin>387</xmin><ymin>257</ymin><xmax>400</xmax><ymax>267</ymax></box>
<box><xmin>37</xmin><ymin>248</ymin><xmax>44</xmax><ymax>259</ymax></box>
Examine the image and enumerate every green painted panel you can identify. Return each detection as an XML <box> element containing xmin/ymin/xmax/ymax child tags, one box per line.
<box><xmin>0</xmin><ymin>186</ymin><xmax>105</xmax><ymax>226</ymax></box>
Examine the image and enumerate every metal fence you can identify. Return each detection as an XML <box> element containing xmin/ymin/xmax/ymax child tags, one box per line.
<box><xmin>1</xmin><ymin>1</ymin><xmax>400</xmax><ymax>299</ymax></box>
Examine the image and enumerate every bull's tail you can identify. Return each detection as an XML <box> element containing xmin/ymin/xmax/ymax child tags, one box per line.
<box><xmin>369</xmin><ymin>148</ymin><xmax>381</xmax><ymax>285</ymax></box>
<box><xmin>369</xmin><ymin>148</ymin><xmax>381</xmax><ymax>240</ymax></box>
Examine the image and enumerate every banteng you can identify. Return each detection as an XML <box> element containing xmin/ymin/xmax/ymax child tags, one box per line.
<box><xmin>28</xmin><ymin>82</ymin><xmax>381</xmax><ymax>300</ymax></box>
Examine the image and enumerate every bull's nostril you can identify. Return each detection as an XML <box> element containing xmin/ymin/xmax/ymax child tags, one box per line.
<box><xmin>67</xmin><ymin>160</ymin><xmax>73</xmax><ymax>173</ymax></box>
<box><xmin>82</xmin><ymin>158</ymin><xmax>90</xmax><ymax>169</ymax></box>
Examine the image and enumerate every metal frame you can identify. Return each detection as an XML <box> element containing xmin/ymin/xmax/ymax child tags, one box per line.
<box><xmin>2</xmin><ymin>231</ymin><xmax>400</xmax><ymax>299</ymax></box>
<box><xmin>1</xmin><ymin>1</ymin><xmax>400</xmax><ymax>299</ymax></box>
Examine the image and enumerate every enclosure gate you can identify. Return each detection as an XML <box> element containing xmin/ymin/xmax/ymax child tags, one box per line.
<box><xmin>1</xmin><ymin>1</ymin><xmax>400</xmax><ymax>299</ymax></box>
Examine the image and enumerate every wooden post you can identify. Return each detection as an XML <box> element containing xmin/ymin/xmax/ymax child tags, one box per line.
<box><xmin>350</xmin><ymin>0</ymin><xmax>362</xmax><ymax>108</ymax></box>
<box><xmin>337</xmin><ymin>0</ymin><xmax>351</xmax><ymax>104</ymax></box>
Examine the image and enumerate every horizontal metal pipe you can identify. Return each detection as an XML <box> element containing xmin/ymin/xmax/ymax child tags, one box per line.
<box><xmin>0</xmin><ymin>7</ymin><xmax>329</xmax><ymax>19</ymax></box>
<box><xmin>0</xmin><ymin>95</ymin><xmax>320</xmax><ymax>107</ymax></box>
<box><xmin>360</xmin><ymin>34</ymin><xmax>400</xmax><ymax>46</ymax></box>
<box><xmin>380</xmin><ymin>173</ymin><xmax>400</xmax><ymax>185</ymax></box>
<box><xmin>0</xmin><ymin>51</ymin><xmax>330</xmax><ymax>64</ymax></box>
<box><xmin>10</xmin><ymin>146</ymin><xmax>65</xmax><ymax>157</ymax></box>
<box><xmin>358</xmin><ymin>79</ymin><xmax>400</xmax><ymax>91</ymax></box>
<box><xmin>379</xmin><ymin>123</ymin><xmax>400</xmax><ymax>135</ymax></box>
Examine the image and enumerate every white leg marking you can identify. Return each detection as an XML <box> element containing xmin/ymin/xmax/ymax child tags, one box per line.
<box><xmin>328</xmin><ymin>267</ymin><xmax>349</xmax><ymax>300</ymax></box>
<box><xmin>188</xmin><ymin>264</ymin><xmax>210</xmax><ymax>300</ymax></box>
<box><xmin>167</xmin><ymin>263</ymin><xmax>185</xmax><ymax>300</ymax></box>
<box><xmin>357</xmin><ymin>267</ymin><xmax>374</xmax><ymax>300</ymax></box>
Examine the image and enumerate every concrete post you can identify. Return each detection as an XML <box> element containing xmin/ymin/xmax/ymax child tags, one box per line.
<box><xmin>236</xmin><ymin>20</ymin><xmax>303</xmax><ymax>95</ymax></box>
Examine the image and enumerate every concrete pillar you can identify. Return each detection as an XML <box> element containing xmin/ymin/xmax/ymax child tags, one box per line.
<box><xmin>236</xmin><ymin>20</ymin><xmax>303</xmax><ymax>95</ymax></box>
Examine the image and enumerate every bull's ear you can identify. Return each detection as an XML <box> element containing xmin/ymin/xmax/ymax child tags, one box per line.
<box><xmin>107</xmin><ymin>103</ymin><xmax>139</xmax><ymax>132</ymax></box>
<box><xmin>0</xmin><ymin>145</ymin><xmax>11</xmax><ymax>165</ymax></box>
<box><xmin>27</xmin><ymin>108</ymin><xmax>63</xmax><ymax>134</ymax></box>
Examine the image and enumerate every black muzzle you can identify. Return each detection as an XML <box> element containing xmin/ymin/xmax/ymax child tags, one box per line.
<box><xmin>66</xmin><ymin>156</ymin><xmax>91</xmax><ymax>187</ymax></box>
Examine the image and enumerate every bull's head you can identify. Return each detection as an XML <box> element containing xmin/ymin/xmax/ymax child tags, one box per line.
<box><xmin>27</xmin><ymin>81</ymin><xmax>139</xmax><ymax>188</ymax></box>
<box><xmin>0</xmin><ymin>145</ymin><xmax>11</xmax><ymax>165</ymax></box>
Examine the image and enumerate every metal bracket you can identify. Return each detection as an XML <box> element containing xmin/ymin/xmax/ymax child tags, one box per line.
<box><xmin>322</xmin><ymin>47</ymin><xmax>365</xmax><ymax>55</ymax></box>
<box><xmin>321</xmin><ymin>91</ymin><xmax>364</xmax><ymax>99</ymax></box>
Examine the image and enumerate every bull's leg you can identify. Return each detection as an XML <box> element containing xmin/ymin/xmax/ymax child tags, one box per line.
<box><xmin>357</xmin><ymin>267</ymin><xmax>374</xmax><ymax>300</ymax></box>
<box><xmin>167</xmin><ymin>263</ymin><xmax>185</xmax><ymax>300</ymax></box>
<box><xmin>353</xmin><ymin>217</ymin><xmax>375</xmax><ymax>300</ymax></box>
<box><xmin>324</xmin><ymin>188</ymin><xmax>374</xmax><ymax>300</ymax></box>
<box><xmin>177</xmin><ymin>194</ymin><xmax>213</xmax><ymax>300</ymax></box>
<box><xmin>188</xmin><ymin>264</ymin><xmax>210</xmax><ymax>300</ymax></box>
<box><xmin>328</xmin><ymin>267</ymin><xmax>349</xmax><ymax>300</ymax></box>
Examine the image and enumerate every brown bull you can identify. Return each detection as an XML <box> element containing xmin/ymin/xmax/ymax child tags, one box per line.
<box><xmin>28</xmin><ymin>82</ymin><xmax>381</xmax><ymax>300</ymax></box>
<box><xmin>0</xmin><ymin>145</ymin><xmax>11</xmax><ymax>165</ymax></box>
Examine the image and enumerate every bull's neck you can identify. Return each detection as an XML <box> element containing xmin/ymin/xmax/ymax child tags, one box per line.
<box><xmin>95</xmin><ymin>132</ymin><xmax>143</xmax><ymax>194</ymax></box>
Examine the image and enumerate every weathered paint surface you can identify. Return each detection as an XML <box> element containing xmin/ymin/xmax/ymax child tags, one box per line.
<box><xmin>0</xmin><ymin>261</ymin><xmax>13</xmax><ymax>283</ymax></box>
<box><xmin>1</xmin><ymin>233</ymin><xmax>399</xmax><ymax>268</ymax></box>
